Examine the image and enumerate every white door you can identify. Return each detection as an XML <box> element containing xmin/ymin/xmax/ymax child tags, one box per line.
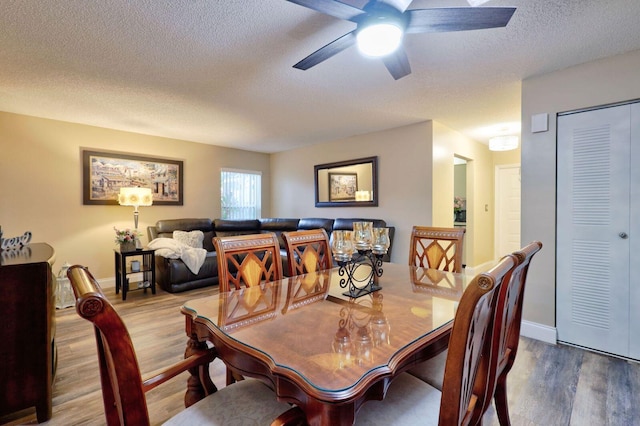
<box><xmin>557</xmin><ymin>103</ymin><xmax>636</xmax><ymax>358</ymax></box>
<box><xmin>495</xmin><ymin>165</ymin><xmax>521</xmax><ymax>260</ymax></box>
<box><xmin>629</xmin><ymin>102</ymin><xmax>640</xmax><ymax>360</ymax></box>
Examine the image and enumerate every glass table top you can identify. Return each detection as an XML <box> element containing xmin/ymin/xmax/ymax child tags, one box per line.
<box><xmin>182</xmin><ymin>262</ymin><xmax>469</xmax><ymax>393</ymax></box>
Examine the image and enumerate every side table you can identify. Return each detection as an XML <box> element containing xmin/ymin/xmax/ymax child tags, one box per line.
<box><xmin>114</xmin><ymin>248</ymin><xmax>156</xmax><ymax>301</ymax></box>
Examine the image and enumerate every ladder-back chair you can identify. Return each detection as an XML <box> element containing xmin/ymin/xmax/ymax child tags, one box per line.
<box><xmin>409</xmin><ymin>226</ymin><xmax>466</xmax><ymax>272</ymax></box>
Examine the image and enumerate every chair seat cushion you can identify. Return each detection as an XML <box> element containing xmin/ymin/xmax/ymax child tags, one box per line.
<box><xmin>406</xmin><ymin>349</ymin><xmax>447</xmax><ymax>391</ymax></box>
<box><xmin>164</xmin><ymin>379</ymin><xmax>292</xmax><ymax>425</ymax></box>
<box><xmin>355</xmin><ymin>373</ymin><xmax>441</xmax><ymax>425</ymax></box>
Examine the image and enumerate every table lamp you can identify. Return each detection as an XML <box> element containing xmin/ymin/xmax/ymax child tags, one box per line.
<box><xmin>118</xmin><ymin>187</ymin><xmax>153</xmax><ymax>249</ymax></box>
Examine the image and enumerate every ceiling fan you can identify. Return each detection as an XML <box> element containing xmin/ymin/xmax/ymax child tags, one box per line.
<box><xmin>287</xmin><ymin>0</ymin><xmax>516</xmax><ymax>80</ymax></box>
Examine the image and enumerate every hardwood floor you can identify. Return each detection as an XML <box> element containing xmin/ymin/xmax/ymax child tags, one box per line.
<box><xmin>0</xmin><ymin>284</ymin><xmax>227</xmax><ymax>426</ymax></box>
<box><xmin>481</xmin><ymin>338</ymin><xmax>640</xmax><ymax>425</ymax></box>
<box><xmin>1</xmin><ymin>284</ymin><xmax>638</xmax><ymax>425</ymax></box>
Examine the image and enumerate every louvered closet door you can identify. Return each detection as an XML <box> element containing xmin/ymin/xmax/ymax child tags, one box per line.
<box><xmin>557</xmin><ymin>103</ymin><xmax>634</xmax><ymax>358</ymax></box>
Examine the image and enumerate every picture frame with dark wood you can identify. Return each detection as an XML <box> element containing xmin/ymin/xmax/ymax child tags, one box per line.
<box><xmin>82</xmin><ymin>150</ymin><xmax>183</xmax><ymax>205</ymax></box>
<box><xmin>329</xmin><ymin>172</ymin><xmax>358</xmax><ymax>202</ymax></box>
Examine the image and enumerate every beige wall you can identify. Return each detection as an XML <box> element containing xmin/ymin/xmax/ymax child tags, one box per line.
<box><xmin>432</xmin><ymin>121</ymin><xmax>497</xmax><ymax>267</ymax></box>
<box><xmin>2</xmin><ymin>97</ymin><xmax>523</xmax><ymax>282</ymax></box>
<box><xmin>271</xmin><ymin>121</ymin><xmax>434</xmax><ymax>264</ymax></box>
<box><xmin>492</xmin><ymin>147</ymin><xmax>520</xmax><ymax>166</ymax></box>
<box><xmin>271</xmin><ymin>120</ymin><xmax>501</xmax><ymax>268</ymax></box>
<box><xmin>521</xmin><ymin>48</ymin><xmax>640</xmax><ymax>327</ymax></box>
<box><xmin>0</xmin><ymin>112</ymin><xmax>270</xmax><ymax>279</ymax></box>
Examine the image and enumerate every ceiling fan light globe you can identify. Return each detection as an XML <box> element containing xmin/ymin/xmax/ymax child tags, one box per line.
<box><xmin>357</xmin><ymin>23</ymin><xmax>403</xmax><ymax>57</ymax></box>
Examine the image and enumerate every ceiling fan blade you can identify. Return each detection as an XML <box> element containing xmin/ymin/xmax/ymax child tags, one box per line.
<box><xmin>375</xmin><ymin>0</ymin><xmax>414</xmax><ymax>13</ymax></box>
<box><xmin>293</xmin><ymin>31</ymin><xmax>357</xmax><ymax>70</ymax></box>
<box><xmin>405</xmin><ymin>7</ymin><xmax>516</xmax><ymax>34</ymax></box>
<box><xmin>286</xmin><ymin>0</ymin><xmax>363</xmax><ymax>22</ymax></box>
<box><xmin>382</xmin><ymin>47</ymin><xmax>411</xmax><ymax>80</ymax></box>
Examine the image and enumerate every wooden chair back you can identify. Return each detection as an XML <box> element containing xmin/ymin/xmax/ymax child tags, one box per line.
<box><xmin>68</xmin><ymin>265</ymin><xmax>304</xmax><ymax>426</ymax></box>
<box><xmin>66</xmin><ymin>265</ymin><xmax>159</xmax><ymax>425</ymax></box>
<box><xmin>439</xmin><ymin>254</ymin><xmax>516</xmax><ymax>425</ymax></box>
<box><xmin>214</xmin><ymin>233</ymin><xmax>283</xmax><ymax>292</ymax></box>
<box><xmin>409</xmin><ymin>226</ymin><xmax>466</xmax><ymax>272</ymax></box>
<box><xmin>282</xmin><ymin>228</ymin><xmax>333</xmax><ymax>276</ymax></box>
<box><xmin>485</xmin><ymin>241</ymin><xmax>543</xmax><ymax>424</ymax></box>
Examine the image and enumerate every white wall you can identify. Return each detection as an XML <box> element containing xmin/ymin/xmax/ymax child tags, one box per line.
<box><xmin>522</xmin><ymin>48</ymin><xmax>640</xmax><ymax>327</ymax></box>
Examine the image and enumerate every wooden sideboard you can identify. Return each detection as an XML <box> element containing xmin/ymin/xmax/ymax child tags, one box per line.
<box><xmin>0</xmin><ymin>243</ymin><xmax>56</xmax><ymax>422</ymax></box>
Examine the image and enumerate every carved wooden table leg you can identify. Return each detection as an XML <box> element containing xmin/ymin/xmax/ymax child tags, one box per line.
<box><xmin>184</xmin><ymin>336</ymin><xmax>217</xmax><ymax>407</ymax></box>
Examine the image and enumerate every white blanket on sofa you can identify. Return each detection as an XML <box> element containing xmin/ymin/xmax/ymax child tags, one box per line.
<box><xmin>148</xmin><ymin>238</ymin><xmax>207</xmax><ymax>275</ymax></box>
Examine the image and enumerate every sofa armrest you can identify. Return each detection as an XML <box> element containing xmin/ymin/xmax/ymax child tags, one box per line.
<box><xmin>147</xmin><ymin>226</ymin><xmax>158</xmax><ymax>242</ymax></box>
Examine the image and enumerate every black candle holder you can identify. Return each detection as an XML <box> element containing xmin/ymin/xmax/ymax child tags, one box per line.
<box><xmin>335</xmin><ymin>249</ymin><xmax>385</xmax><ymax>298</ymax></box>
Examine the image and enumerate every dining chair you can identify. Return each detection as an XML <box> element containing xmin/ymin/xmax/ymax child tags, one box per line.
<box><xmin>66</xmin><ymin>265</ymin><xmax>301</xmax><ymax>426</ymax></box>
<box><xmin>407</xmin><ymin>242</ymin><xmax>543</xmax><ymax>425</ymax></box>
<box><xmin>213</xmin><ymin>232</ymin><xmax>284</xmax><ymax>384</ymax></box>
<box><xmin>486</xmin><ymin>241</ymin><xmax>543</xmax><ymax>426</ymax></box>
<box><xmin>282</xmin><ymin>228</ymin><xmax>333</xmax><ymax>276</ymax></box>
<box><xmin>214</xmin><ymin>233</ymin><xmax>283</xmax><ymax>292</ymax></box>
<box><xmin>355</xmin><ymin>254</ymin><xmax>517</xmax><ymax>425</ymax></box>
<box><xmin>409</xmin><ymin>226</ymin><xmax>466</xmax><ymax>272</ymax></box>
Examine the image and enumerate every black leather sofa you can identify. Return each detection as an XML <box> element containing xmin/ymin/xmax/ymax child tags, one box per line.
<box><xmin>147</xmin><ymin>217</ymin><xmax>395</xmax><ymax>293</ymax></box>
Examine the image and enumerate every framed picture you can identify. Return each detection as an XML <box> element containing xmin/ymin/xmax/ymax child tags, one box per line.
<box><xmin>328</xmin><ymin>172</ymin><xmax>358</xmax><ymax>202</ymax></box>
<box><xmin>82</xmin><ymin>150</ymin><xmax>183</xmax><ymax>205</ymax></box>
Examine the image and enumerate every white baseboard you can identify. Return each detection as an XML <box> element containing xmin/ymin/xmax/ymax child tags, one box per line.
<box><xmin>520</xmin><ymin>320</ymin><xmax>557</xmax><ymax>344</ymax></box>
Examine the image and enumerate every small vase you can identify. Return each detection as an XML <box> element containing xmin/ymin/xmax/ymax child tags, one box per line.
<box><xmin>119</xmin><ymin>241</ymin><xmax>136</xmax><ymax>252</ymax></box>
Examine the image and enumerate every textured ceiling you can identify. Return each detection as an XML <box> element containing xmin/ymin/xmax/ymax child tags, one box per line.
<box><xmin>1</xmin><ymin>0</ymin><xmax>640</xmax><ymax>153</ymax></box>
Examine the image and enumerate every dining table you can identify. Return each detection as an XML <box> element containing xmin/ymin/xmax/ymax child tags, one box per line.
<box><xmin>181</xmin><ymin>262</ymin><xmax>469</xmax><ymax>426</ymax></box>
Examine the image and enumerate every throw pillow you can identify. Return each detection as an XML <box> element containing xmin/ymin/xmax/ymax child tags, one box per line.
<box><xmin>173</xmin><ymin>230</ymin><xmax>204</xmax><ymax>249</ymax></box>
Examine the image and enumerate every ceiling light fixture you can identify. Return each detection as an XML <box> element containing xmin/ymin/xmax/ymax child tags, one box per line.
<box><xmin>489</xmin><ymin>135</ymin><xmax>519</xmax><ymax>151</ymax></box>
<box><xmin>357</xmin><ymin>15</ymin><xmax>404</xmax><ymax>58</ymax></box>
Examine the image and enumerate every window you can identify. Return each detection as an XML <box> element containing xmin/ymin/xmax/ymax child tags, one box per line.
<box><xmin>221</xmin><ymin>169</ymin><xmax>262</xmax><ymax>219</ymax></box>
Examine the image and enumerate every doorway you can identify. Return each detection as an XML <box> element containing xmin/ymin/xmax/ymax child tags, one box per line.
<box><xmin>495</xmin><ymin>164</ymin><xmax>521</xmax><ymax>260</ymax></box>
<box><xmin>454</xmin><ymin>156</ymin><xmax>468</xmax><ymax>267</ymax></box>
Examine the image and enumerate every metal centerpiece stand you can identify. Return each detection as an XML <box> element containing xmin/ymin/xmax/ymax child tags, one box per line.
<box><xmin>331</xmin><ymin>222</ymin><xmax>390</xmax><ymax>298</ymax></box>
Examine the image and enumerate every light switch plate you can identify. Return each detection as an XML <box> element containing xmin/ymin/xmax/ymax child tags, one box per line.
<box><xmin>531</xmin><ymin>113</ymin><xmax>549</xmax><ymax>133</ymax></box>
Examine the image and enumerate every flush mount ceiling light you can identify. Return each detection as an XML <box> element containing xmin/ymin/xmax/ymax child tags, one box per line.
<box><xmin>489</xmin><ymin>135</ymin><xmax>519</xmax><ymax>151</ymax></box>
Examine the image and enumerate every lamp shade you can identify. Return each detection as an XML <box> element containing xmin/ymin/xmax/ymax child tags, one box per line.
<box><xmin>118</xmin><ymin>187</ymin><xmax>153</xmax><ymax>207</ymax></box>
<box><xmin>489</xmin><ymin>135</ymin><xmax>519</xmax><ymax>151</ymax></box>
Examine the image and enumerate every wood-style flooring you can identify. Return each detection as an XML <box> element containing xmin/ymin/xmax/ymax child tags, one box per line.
<box><xmin>1</xmin><ymin>284</ymin><xmax>638</xmax><ymax>425</ymax></box>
